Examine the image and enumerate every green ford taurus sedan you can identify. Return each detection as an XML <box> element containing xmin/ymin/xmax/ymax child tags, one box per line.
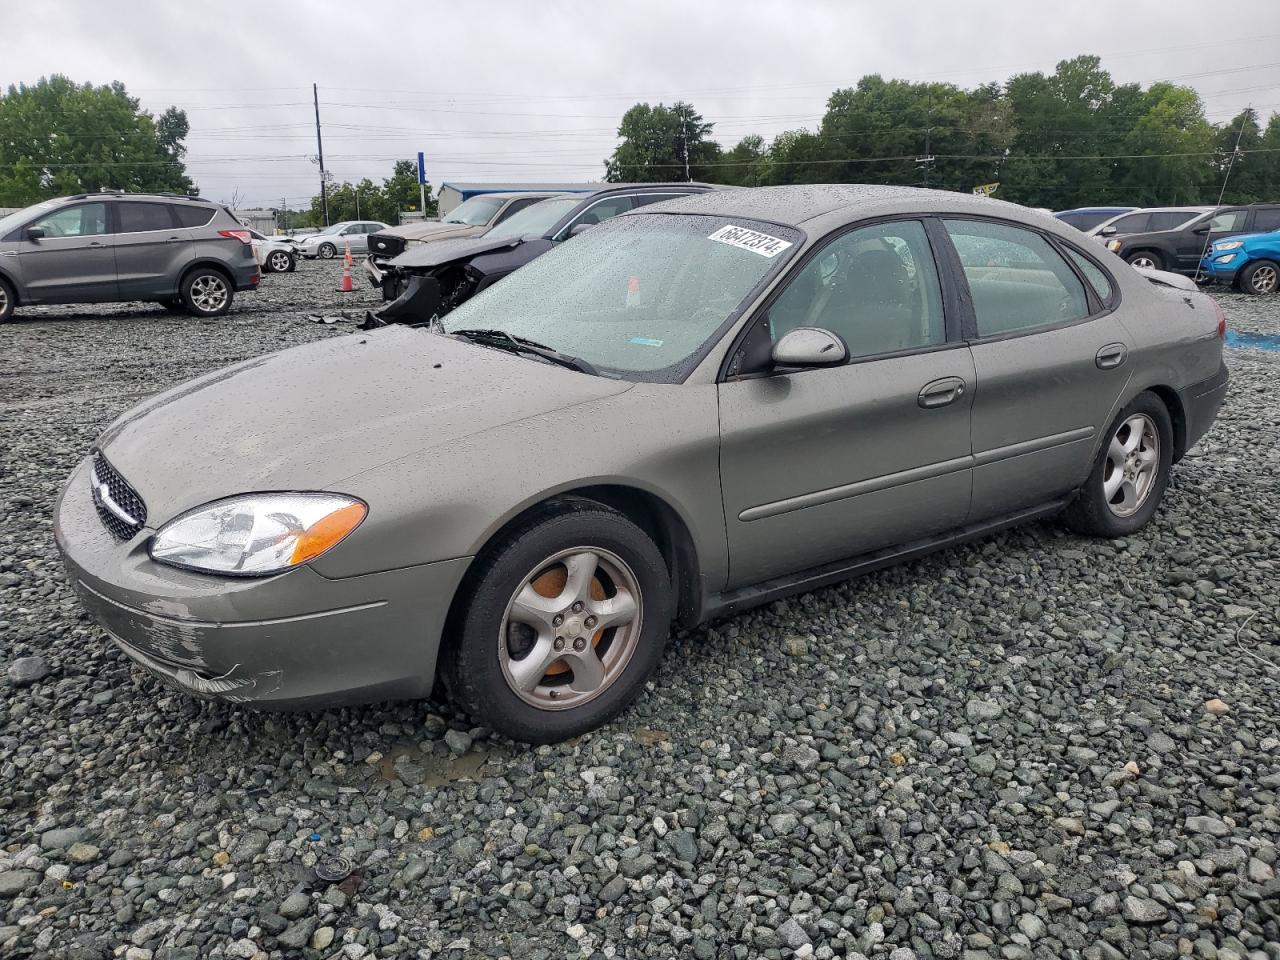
<box><xmin>55</xmin><ymin>185</ymin><xmax>1229</xmax><ymax>743</ymax></box>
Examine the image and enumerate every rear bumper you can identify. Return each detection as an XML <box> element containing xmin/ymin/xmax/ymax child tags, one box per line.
<box><xmin>54</xmin><ymin>457</ymin><xmax>470</xmax><ymax>708</ymax></box>
<box><xmin>1178</xmin><ymin>361</ymin><xmax>1229</xmax><ymax>454</ymax></box>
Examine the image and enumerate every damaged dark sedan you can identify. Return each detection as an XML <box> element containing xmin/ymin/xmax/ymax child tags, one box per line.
<box><xmin>372</xmin><ymin>183</ymin><xmax>715</xmax><ymax>322</ymax></box>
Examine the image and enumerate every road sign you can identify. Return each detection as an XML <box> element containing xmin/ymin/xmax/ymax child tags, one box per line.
<box><xmin>417</xmin><ymin>152</ymin><xmax>427</xmax><ymax>185</ymax></box>
<box><xmin>972</xmin><ymin>182</ymin><xmax>1000</xmax><ymax>197</ymax></box>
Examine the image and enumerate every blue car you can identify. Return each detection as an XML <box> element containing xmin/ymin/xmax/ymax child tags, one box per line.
<box><xmin>1200</xmin><ymin>231</ymin><xmax>1280</xmax><ymax>295</ymax></box>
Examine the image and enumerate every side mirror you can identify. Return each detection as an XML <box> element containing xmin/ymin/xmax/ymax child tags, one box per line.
<box><xmin>1193</xmin><ymin>225</ymin><xmax>1210</xmax><ymax>235</ymax></box>
<box><xmin>569</xmin><ymin>223</ymin><xmax>594</xmax><ymax>238</ymax></box>
<box><xmin>771</xmin><ymin>327</ymin><xmax>849</xmax><ymax>369</ymax></box>
<box><xmin>1100</xmin><ymin>225</ymin><xmax>1117</xmax><ymax>236</ymax></box>
<box><xmin>25</xmin><ymin>227</ymin><xmax>45</xmax><ymax>241</ymax></box>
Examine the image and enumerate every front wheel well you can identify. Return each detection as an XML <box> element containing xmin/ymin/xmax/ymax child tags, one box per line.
<box><xmin>1146</xmin><ymin>385</ymin><xmax>1187</xmax><ymax>461</ymax></box>
<box><xmin>455</xmin><ymin>485</ymin><xmax>703</xmax><ymax>632</ymax></box>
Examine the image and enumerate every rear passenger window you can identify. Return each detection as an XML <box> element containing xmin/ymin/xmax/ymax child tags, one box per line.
<box><xmin>1065</xmin><ymin>248</ymin><xmax>1113</xmax><ymax>302</ymax></box>
<box><xmin>118</xmin><ymin>202</ymin><xmax>175</xmax><ymax>233</ymax></box>
<box><xmin>1253</xmin><ymin>208</ymin><xmax>1280</xmax><ymax>232</ymax></box>
<box><xmin>172</xmin><ymin>205</ymin><xmax>214</xmax><ymax>228</ymax></box>
<box><xmin>944</xmin><ymin>219</ymin><xmax>1090</xmax><ymax>336</ymax></box>
<box><xmin>1108</xmin><ymin>213</ymin><xmax>1149</xmax><ymax>233</ymax></box>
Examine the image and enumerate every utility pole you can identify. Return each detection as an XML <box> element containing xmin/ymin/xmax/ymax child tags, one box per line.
<box><xmin>681</xmin><ymin>115</ymin><xmax>691</xmax><ymax>182</ymax></box>
<box><xmin>313</xmin><ymin>83</ymin><xmax>329</xmax><ymax>227</ymax></box>
<box><xmin>281</xmin><ymin>196</ymin><xmax>287</xmax><ymax>233</ymax></box>
<box><xmin>920</xmin><ymin>94</ymin><xmax>935</xmax><ymax>188</ymax></box>
<box><xmin>355</xmin><ymin>185</ymin><xmax>360</xmax><ymax>220</ymax></box>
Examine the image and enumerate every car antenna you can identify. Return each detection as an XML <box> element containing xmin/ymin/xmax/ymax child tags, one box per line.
<box><xmin>1193</xmin><ymin>103</ymin><xmax>1251</xmax><ymax>284</ymax></box>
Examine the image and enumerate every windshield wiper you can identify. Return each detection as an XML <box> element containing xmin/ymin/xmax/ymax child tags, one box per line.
<box><xmin>449</xmin><ymin>328</ymin><xmax>597</xmax><ymax>375</ymax></box>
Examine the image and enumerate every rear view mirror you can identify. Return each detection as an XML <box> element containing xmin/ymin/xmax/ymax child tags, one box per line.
<box><xmin>25</xmin><ymin>227</ymin><xmax>45</xmax><ymax>241</ymax></box>
<box><xmin>569</xmin><ymin>223</ymin><xmax>594</xmax><ymax>238</ymax></box>
<box><xmin>771</xmin><ymin>327</ymin><xmax>849</xmax><ymax>369</ymax></box>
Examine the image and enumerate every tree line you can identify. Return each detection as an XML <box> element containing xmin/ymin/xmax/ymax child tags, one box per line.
<box><xmin>604</xmin><ymin>56</ymin><xmax>1280</xmax><ymax>209</ymax></box>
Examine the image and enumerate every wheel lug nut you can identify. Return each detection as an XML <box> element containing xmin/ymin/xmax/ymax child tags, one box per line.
<box><xmin>573</xmin><ymin>638</ymin><xmax>586</xmax><ymax>651</ymax></box>
<box><xmin>571</xmin><ymin>601</ymin><xmax>584</xmax><ymax>613</ymax></box>
<box><xmin>585</xmin><ymin>616</ymin><xmax>597</xmax><ymax>629</ymax></box>
<box><xmin>554</xmin><ymin>637</ymin><xmax>565</xmax><ymax>650</ymax></box>
<box><xmin>552</xmin><ymin>614</ymin><xmax>564</xmax><ymax>627</ymax></box>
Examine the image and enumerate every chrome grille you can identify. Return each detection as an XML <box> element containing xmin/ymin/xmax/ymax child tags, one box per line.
<box><xmin>90</xmin><ymin>453</ymin><xmax>147</xmax><ymax>541</ymax></box>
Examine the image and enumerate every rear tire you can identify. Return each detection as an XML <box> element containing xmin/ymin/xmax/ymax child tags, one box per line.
<box><xmin>1064</xmin><ymin>391</ymin><xmax>1173</xmax><ymax>538</ymax></box>
<box><xmin>443</xmin><ymin>501</ymin><xmax>672</xmax><ymax>743</ymax></box>
<box><xmin>266</xmin><ymin>250</ymin><xmax>295</xmax><ymax>274</ymax></box>
<box><xmin>1239</xmin><ymin>259</ymin><xmax>1279</xmax><ymax>295</ymax></box>
<box><xmin>1126</xmin><ymin>251</ymin><xmax>1164</xmax><ymax>271</ymax></box>
<box><xmin>0</xmin><ymin>276</ymin><xmax>14</xmax><ymax>323</ymax></box>
<box><xmin>180</xmin><ymin>268</ymin><xmax>233</xmax><ymax>317</ymax></box>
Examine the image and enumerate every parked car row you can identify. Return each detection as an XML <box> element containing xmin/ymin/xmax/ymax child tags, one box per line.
<box><xmin>1055</xmin><ymin>201</ymin><xmax>1280</xmax><ymax>293</ymax></box>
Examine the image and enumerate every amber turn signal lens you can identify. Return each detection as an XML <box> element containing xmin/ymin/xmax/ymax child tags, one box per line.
<box><xmin>290</xmin><ymin>502</ymin><xmax>367</xmax><ymax>565</ymax></box>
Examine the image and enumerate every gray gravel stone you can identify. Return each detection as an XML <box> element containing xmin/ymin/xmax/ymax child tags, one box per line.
<box><xmin>6</xmin><ymin>655</ymin><xmax>50</xmax><ymax>686</ymax></box>
<box><xmin>0</xmin><ymin>871</ymin><xmax>38</xmax><ymax>897</ymax></box>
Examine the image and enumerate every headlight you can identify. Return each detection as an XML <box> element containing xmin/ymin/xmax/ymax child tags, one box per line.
<box><xmin>1215</xmin><ymin>253</ymin><xmax>1238</xmax><ymax>264</ymax></box>
<box><xmin>150</xmin><ymin>493</ymin><xmax>366</xmax><ymax>576</ymax></box>
<box><xmin>1213</xmin><ymin>241</ymin><xmax>1244</xmax><ymax>251</ymax></box>
<box><xmin>1106</xmin><ymin>240</ymin><xmax>1122</xmax><ymax>252</ymax></box>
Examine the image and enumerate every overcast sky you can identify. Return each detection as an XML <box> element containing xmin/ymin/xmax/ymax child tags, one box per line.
<box><xmin>3</xmin><ymin>1</ymin><xmax>1277</xmax><ymax>209</ymax></box>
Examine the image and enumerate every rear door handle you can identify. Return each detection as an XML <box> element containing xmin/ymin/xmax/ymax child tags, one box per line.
<box><xmin>1096</xmin><ymin>343</ymin><xmax>1128</xmax><ymax>370</ymax></box>
<box><xmin>165</xmin><ymin>237</ymin><xmax>183</xmax><ymax>242</ymax></box>
<box><xmin>918</xmin><ymin>376</ymin><xmax>967</xmax><ymax>409</ymax></box>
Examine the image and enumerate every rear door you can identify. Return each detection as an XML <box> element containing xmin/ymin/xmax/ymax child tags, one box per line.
<box><xmin>718</xmin><ymin>218</ymin><xmax>974</xmax><ymax>588</ymax></box>
<box><xmin>16</xmin><ymin>201</ymin><xmax>116</xmax><ymax>303</ymax></box>
<box><xmin>941</xmin><ymin>218</ymin><xmax>1130</xmax><ymax>519</ymax></box>
<box><xmin>114</xmin><ymin>201</ymin><xmax>191</xmax><ymax>299</ymax></box>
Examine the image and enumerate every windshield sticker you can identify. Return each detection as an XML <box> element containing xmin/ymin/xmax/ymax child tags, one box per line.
<box><xmin>707</xmin><ymin>224</ymin><xmax>793</xmax><ymax>258</ymax></box>
<box><xmin>629</xmin><ymin>336</ymin><xmax>664</xmax><ymax>347</ymax></box>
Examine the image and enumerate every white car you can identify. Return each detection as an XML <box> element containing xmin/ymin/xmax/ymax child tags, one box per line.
<box><xmin>249</xmin><ymin>231</ymin><xmax>296</xmax><ymax>274</ymax></box>
<box><xmin>1087</xmin><ymin>207</ymin><xmax>1215</xmax><ymax>242</ymax></box>
<box><xmin>296</xmin><ymin>221</ymin><xmax>390</xmax><ymax>259</ymax></box>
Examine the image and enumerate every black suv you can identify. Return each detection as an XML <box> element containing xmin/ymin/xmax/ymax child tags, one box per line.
<box><xmin>0</xmin><ymin>192</ymin><xmax>260</xmax><ymax>322</ymax></box>
<box><xmin>1105</xmin><ymin>202</ymin><xmax>1280</xmax><ymax>275</ymax></box>
<box><xmin>371</xmin><ymin>183</ymin><xmax>718</xmax><ymax>322</ymax></box>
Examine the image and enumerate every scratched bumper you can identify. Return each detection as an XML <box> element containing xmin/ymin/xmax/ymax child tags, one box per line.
<box><xmin>54</xmin><ymin>457</ymin><xmax>470</xmax><ymax>708</ymax></box>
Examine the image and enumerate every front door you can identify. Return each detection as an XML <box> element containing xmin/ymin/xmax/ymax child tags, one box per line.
<box><xmin>114</xmin><ymin>201</ymin><xmax>191</xmax><ymax>299</ymax></box>
<box><xmin>718</xmin><ymin>218</ymin><xmax>974</xmax><ymax>589</ymax></box>
<box><xmin>941</xmin><ymin>218</ymin><xmax>1132</xmax><ymax>519</ymax></box>
<box><xmin>17</xmin><ymin>201</ymin><xmax>116</xmax><ymax>303</ymax></box>
<box><xmin>1173</xmin><ymin>209</ymin><xmax>1250</xmax><ymax>272</ymax></box>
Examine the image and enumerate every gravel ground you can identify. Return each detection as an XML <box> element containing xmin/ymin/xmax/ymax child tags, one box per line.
<box><xmin>1</xmin><ymin>264</ymin><xmax>1278</xmax><ymax>960</ymax></box>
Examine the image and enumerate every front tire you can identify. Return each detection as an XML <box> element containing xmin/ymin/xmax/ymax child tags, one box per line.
<box><xmin>318</xmin><ymin>243</ymin><xmax>337</xmax><ymax>260</ymax></box>
<box><xmin>0</xmin><ymin>276</ymin><xmax>14</xmax><ymax>323</ymax></box>
<box><xmin>1126</xmin><ymin>251</ymin><xmax>1164</xmax><ymax>271</ymax></box>
<box><xmin>444</xmin><ymin>502</ymin><xmax>672</xmax><ymax>743</ymax></box>
<box><xmin>1064</xmin><ymin>391</ymin><xmax>1173</xmax><ymax>538</ymax></box>
<box><xmin>180</xmin><ymin>268</ymin><xmax>233</xmax><ymax>317</ymax></box>
<box><xmin>1239</xmin><ymin>259</ymin><xmax>1278</xmax><ymax>295</ymax></box>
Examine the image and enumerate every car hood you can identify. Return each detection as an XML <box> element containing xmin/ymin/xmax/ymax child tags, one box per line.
<box><xmin>95</xmin><ymin>326</ymin><xmax>631</xmax><ymax>525</ymax></box>
<box><xmin>382</xmin><ymin>221</ymin><xmax>486</xmax><ymax>242</ymax></box>
<box><xmin>390</xmin><ymin>234</ymin><xmax>526</xmax><ymax>270</ymax></box>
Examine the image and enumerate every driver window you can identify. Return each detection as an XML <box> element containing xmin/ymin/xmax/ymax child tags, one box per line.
<box><xmin>567</xmin><ymin>196</ymin><xmax>634</xmax><ymax>232</ymax></box>
<box><xmin>1208</xmin><ymin>211</ymin><xmax>1247</xmax><ymax>232</ymax></box>
<box><xmin>30</xmin><ymin>203</ymin><xmax>109</xmax><ymax>238</ymax></box>
<box><xmin>768</xmin><ymin>219</ymin><xmax>944</xmax><ymax>358</ymax></box>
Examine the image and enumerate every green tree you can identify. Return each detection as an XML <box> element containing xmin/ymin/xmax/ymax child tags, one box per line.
<box><xmin>715</xmin><ymin>135</ymin><xmax>769</xmax><ymax>186</ymax></box>
<box><xmin>604</xmin><ymin>102</ymin><xmax>721</xmax><ymax>182</ymax></box>
<box><xmin>0</xmin><ymin>75</ymin><xmax>193</xmax><ymax>205</ymax></box>
<box><xmin>382</xmin><ymin>159</ymin><xmax>436</xmax><ymax>219</ymax></box>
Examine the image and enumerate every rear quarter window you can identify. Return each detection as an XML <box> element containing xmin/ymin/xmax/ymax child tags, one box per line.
<box><xmin>172</xmin><ymin>205</ymin><xmax>215</xmax><ymax>228</ymax></box>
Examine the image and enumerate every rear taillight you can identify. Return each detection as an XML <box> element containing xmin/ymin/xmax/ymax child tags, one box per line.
<box><xmin>219</xmin><ymin>229</ymin><xmax>253</xmax><ymax>245</ymax></box>
<box><xmin>1213</xmin><ymin>300</ymin><xmax>1227</xmax><ymax>338</ymax></box>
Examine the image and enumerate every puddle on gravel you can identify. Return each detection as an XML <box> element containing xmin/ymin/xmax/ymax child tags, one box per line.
<box><xmin>370</xmin><ymin>743</ymin><xmax>510</xmax><ymax>789</ymax></box>
<box><xmin>1226</xmin><ymin>330</ymin><xmax>1280</xmax><ymax>352</ymax></box>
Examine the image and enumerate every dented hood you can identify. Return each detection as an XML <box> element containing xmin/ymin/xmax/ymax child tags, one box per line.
<box><xmin>95</xmin><ymin>326</ymin><xmax>630</xmax><ymax>525</ymax></box>
<box><xmin>389</xmin><ymin>234</ymin><xmax>526</xmax><ymax>271</ymax></box>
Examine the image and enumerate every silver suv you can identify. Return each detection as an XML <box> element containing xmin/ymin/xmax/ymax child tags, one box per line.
<box><xmin>0</xmin><ymin>192</ymin><xmax>260</xmax><ymax>322</ymax></box>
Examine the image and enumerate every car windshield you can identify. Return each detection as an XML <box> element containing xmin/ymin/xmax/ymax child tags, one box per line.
<box><xmin>487</xmin><ymin>197</ymin><xmax>579</xmax><ymax>240</ymax></box>
<box><xmin>318</xmin><ymin>223</ymin><xmax>349</xmax><ymax>236</ymax></box>
<box><xmin>0</xmin><ymin>199</ymin><xmax>59</xmax><ymax>237</ymax></box>
<box><xmin>440</xmin><ymin>213</ymin><xmax>800</xmax><ymax>383</ymax></box>
<box><xmin>443</xmin><ymin>196</ymin><xmax>505</xmax><ymax>226</ymax></box>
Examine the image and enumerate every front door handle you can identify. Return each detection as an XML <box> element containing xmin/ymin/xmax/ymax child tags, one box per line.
<box><xmin>918</xmin><ymin>376</ymin><xmax>967</xmax><ymax>409</ymax></box>
<box><xmin>1096</xmin><ymin>342</ymin><xmax>1128</xmax><ymax>370</ymax></box>
<box><xmin>88</xmin><ymin>241</ymin><xmax>105</xmax><ymax>248</ymax></box>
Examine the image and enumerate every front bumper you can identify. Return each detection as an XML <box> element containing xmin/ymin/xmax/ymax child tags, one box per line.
<box><xmin>1199</xmin><ymin>252</ymin><xmax>1241</xmax><ymax>283</ymax></box>
<box><xmin>54</xmin><ymin>457</ymin><xmax>470</xmax><ymax>708</ymax></box>
<box><xmin>363</xmin><ymin>256</ymin><xmax>386</xmax><ymax>287</ymax></box>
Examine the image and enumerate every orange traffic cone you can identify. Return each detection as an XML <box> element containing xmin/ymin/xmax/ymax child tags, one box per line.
<box><xmin>337</xmin><ymin>239</ymin><xmax>354</xmax><ymax>293</ymax></box>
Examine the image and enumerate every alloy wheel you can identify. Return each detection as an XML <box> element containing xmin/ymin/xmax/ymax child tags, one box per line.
<box><xmin>269</xmin><ymin>251</ymin><xmax>292</xmax><ymax>272</ymax></box>
<box><xmin>1102</xmin><ymin>413</ymin><xmax>1160</xmax><ymax>517</ymax></box>
<box><xmin>0</xmin><ymin>285</ymin><xmax>8</xmax><ymax>317</ymax></box>
<box><xmin>1249</xmin><ymin>263</ymin><xmax>1278</xmax><ymax>294</ymax></box>
<box><xmin>319</xmin><ymin>244</ymin><xmax>336</xmax><ymax>259</ymax></box>
<box><xmin>189</xmin><ymin>275</ymin><xmax>228</xmax><ymax>314</ymax></box>
<box><xmin>1130</xmin><ymin>255</ymin><xmax>1157</xmax><ymax>270</ymax></box>
<box><xmin>498</xmin><ymin>547</ymin><xmax>643</xmax><ymax>711</ymax></box>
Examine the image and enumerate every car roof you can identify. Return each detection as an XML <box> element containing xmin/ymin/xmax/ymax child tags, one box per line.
<box><xmin>1056</xmin><ymin>206</ymin><xmax>1136</xmax><ymax>215</ymax></box>
<box><xmin>62</xmin><ymin>191</ymin><xmax>214</xmax><ymax>205</ymax></box>
<box><xmin>629</xmin><ymin>184</ymin><xmax>1076</xmax><ymax>237</ymax></box>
